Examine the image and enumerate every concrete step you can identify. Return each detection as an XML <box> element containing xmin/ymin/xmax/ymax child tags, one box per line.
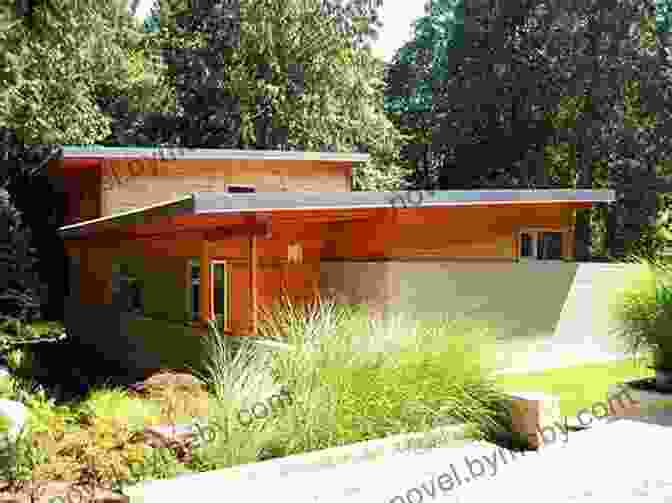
<box><xmin>124</xmin><ymin>415</ymin><xmax>672</xmax><ymax>502</ymax></box>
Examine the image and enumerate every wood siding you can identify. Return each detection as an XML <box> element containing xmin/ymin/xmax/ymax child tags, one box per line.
<box><xmin>67</xmin><ymin>219</ymin><xmax>324</xmax><ymax>337</ymax></box>
<box><xmin>60</xmin><ymin>202</ymin><xmax>587</xmax><ymax>376</ymax></box>
<box><xmin>65</xmin><ymin>204</ymin><xmax>579</xmax><ymax>338</ymax></box>
<box><xmin>99</xmin><ymin>158</ymin><xmax>351</xmax><ymax>217</ymax></box>
<box><xmin>322</xmin><ymin>205</ymin><xmax>576</xmax><ymax>260</ymax></box>
<box><xmin>48</xmin><ymin>161</ymin><xmax>101</xmax><ymax>224</ymax></box>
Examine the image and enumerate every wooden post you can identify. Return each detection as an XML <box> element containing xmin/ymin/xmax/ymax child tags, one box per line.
<box><xmin>249</xmin><ymin>234</ymin><xmax>257</xmax><ymax>335</ymax></box>
<box><xmin>530</xmin><ymin>231</ymin><xmax>538</xmax><ymax>259</ymax></box>
<box><xmin>199</xmin><ymin>239</ymin><xmax>213</xmax><ymax>323</ymax></box>
<box><xmin>566</xmin><ymin>229</ymin><xmax>575</xmax><ymax>261</ymax></box>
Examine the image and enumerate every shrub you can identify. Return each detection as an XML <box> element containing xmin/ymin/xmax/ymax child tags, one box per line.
<box><xmin>609</xmin><ymin>260</ymin><xmax>672</xmax><ymax>369</ymax></box>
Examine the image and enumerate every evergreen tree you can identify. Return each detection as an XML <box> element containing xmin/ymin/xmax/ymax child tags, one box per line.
<box><xmin>0</xmin><ymin>187</ymin><xmax>41</xmax><ymax>326</ymax></box>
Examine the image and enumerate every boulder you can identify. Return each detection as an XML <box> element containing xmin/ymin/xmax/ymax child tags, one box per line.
<box><xmin>128</xmin><ymin>370</ymin><xmax>206</xmax><ymax>396</ymax></box>
<box><xmin>132</xmin><ymin>423</ymin><xmax>200</xmax><ymax>463</ymax></box>
<box><xmin>0</xmin><ymin>399</ymin><xmax>27</xmax><ymax>444</ymax></box>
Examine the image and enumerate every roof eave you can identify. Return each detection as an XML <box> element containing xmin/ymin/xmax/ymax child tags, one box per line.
<box><xmin>192</xmin><ymin>189</ymin><xmax>615</xmax><ymax>213</ymax></box>
<box><xmin>61</xmin><ymin>146</ymin><xmax>370</xmax><ymax>163</ymax></box>
<box><xmin>57</xmin><ymin>195</ymin><xmax>195</xmax><ymax>239</ymax></box>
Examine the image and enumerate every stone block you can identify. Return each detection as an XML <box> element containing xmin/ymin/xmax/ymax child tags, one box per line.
<box><xmin>506</xmin><ymin>391</ymin><xmax>561</xmax><ymax>449</ymax></box>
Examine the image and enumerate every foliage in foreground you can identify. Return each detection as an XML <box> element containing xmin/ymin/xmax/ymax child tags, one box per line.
<box><xmin>608</xmin><ymin>258</ymin><xmax>672</xmax><ymax>370</ymax></box>
<box><xmin>190</xmin><ymin>296</ymin><xmax>511</xmax><ymax>470</ymax></box>
<box><xmin>0</xmin><ymin>297</ymin><xmax>513</xmax><ymax>489</ymax></box>
<box><xmin>0</xmin><ymin>374</ymin><xmax>202</xmax><ymax>492</ymax></box>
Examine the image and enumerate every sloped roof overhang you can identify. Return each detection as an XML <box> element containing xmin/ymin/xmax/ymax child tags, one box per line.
<box><xmin>57</xmin><ymin>189</ymin><xmax>615</xmax><ymax>241</ymax></box>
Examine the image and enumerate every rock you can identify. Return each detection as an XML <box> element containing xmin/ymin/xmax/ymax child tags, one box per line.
<box><xmin>0</xmin><ymin>399</ymin><xmax>27</xmax><ymax>444</ymax></box>
<box><xmin>133</xmin><ymin>423</ymin><xmax>200</xmax><ymax>463</ymax></box>
<box><xmin>141</xmin><ymin>423</ymin><xmax>197</xmax><ymax>447</ymax></box>
<box><xmin>0</xmin><ymin>481</ymin><xmax>129</xmax><ymax>503</ymax></box>
<box><xmin>128</xmin><ymin>371</ymin><xmax>206</xmax><ymax>396</ymax></box>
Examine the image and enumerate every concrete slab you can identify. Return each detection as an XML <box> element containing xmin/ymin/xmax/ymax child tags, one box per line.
<box><xmin>124</xmin><ymin>417</ymin><xmax>672</xmax><ymax>503</ymax></box>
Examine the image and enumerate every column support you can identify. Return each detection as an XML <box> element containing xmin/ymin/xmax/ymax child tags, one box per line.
<box><xmin>199</xmin><ymin>239</ymin><xmax>213</xmax><ymax>323</ymax></box>
<box><xmin>249</xmin><ymin>234</ymin><xmax>258</xmax><ymax>335</ymax></box>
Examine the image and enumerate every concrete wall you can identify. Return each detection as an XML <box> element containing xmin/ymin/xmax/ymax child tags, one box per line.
<box><xmin>320</xmin><ymin>260</ymin><xmax>650</xmax><ymax>343</ymax></box>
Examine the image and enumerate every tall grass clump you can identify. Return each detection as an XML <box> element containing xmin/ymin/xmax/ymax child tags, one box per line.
<box><xmin>608</xmin><ymin>258</ymin><xmax>672</xmax><ymax>370</ymax></box>
<box><xmin>189</xmin><ymin>320</ymin><xmax>291</xmax><ymax>470</ymax></box>
<box><xmin>253</xmin><ymin>295</ymin><xmax>510</xmax><ymax>456</ymax></box>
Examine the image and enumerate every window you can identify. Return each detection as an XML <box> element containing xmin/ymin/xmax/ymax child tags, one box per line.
<box><xmin>68</xmin><ymin>255</ymin><xmax>80</xmax><ymax>299</ymax></box>
<box><xmin>189</xmin><ymin>260</ymin><xmax>200</xmax><ymax>321</ymax></box>
<box><xmin>538</xmin><ymin>232</ymin><xmax>563</xmax><ymax>260</ymax></box>
<box><xmin>188</xmin><ymin>260</ymin><xmax>228</xmax><ymax>327</ymax></box>
<box><xmin>226</xmin><ymin>184</ymin><xmax>256</xmax><ymax>193</ymax></box>
<box><xmin>112</xmin><ymin>262</ymin><xmax>143</xmax><ymax>313</ymax></box>
<box><xmin>520</xmin><ymin>233</ymin><xmax>533</xmax><ymax>258</ymax></box>
<box><xmin>518</xmin><ymin>230</ymin><xmax>565</xmax><ymax>260</ymax></box>
<box><xmin>213</xmin><ymin>262</ymin><xmax>228</xmax><ymax>327</ymax></box>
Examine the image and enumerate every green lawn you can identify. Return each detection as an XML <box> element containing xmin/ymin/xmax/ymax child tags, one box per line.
<box><xmin>494</xmin><ymin>358</ymin><xmax>654</xmax><ymax>417</ymax></box>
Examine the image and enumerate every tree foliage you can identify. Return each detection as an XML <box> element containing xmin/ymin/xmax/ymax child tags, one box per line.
<box><xmin>115</xmin><ymin>0</ymin><xmax>404</xmax><ymax>188</ymax></box>
<box><xmin>0</xmin><ymin>0</ymin><xmax>148</xmax><ymax>144</ymax></box>
<box><xmin>384</xmin><ymin>0</ymin><xmax>464</xmax><ymax>189</ymax></box>
<box><xmin>388</xmin><ymin>0</ymin><xmax>672</xmax><ymax>260</ymax></box>
<box><xmin>0</xmin><ymin>1</ymin><xmax>148</xmax><ymax>321</ymax></box>
<box><xmin>0</xmin><ymin>187</ymin><xmax>41</xmax><ymax>324</ymax></box>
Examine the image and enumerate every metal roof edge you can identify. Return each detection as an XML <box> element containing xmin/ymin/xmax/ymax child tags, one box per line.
<box><xmin>192</xmin><ymin>189</ymin><xmax>616</xmax><ymax>213</ymax></box>
<box><xmin>57</xmin><ymin>195</ymin><xmax>194</xmax><ymax>238</ymax></box>
<box><xmin>61</xmin><ymin>146</ymin><xmax>370</xmax><ymax>163</ymax></box>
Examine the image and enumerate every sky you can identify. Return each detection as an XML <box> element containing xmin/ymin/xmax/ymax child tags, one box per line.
<box><xmin>131</xmin><ymin>0</ymin><xmax>427</xmax><ymax>62</ymax></box>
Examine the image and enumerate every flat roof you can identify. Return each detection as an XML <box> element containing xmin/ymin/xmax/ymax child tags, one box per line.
<box><xmin>60</xmin><ymin>145</ymin><xmax>370</xmax><ymax>163</ymax></box>
<box><xmin>192</xmin><ymin>189</ymin><xmax>614</xmax><ymax>212</ymax></box>
<box><xmin>58</xmin><ymin>189</ymin><xmax>615</xmax><ymax>239</ymax></box>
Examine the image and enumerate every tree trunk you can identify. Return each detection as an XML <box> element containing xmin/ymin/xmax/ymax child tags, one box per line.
<box><xmin>574</xmin><ymin>144</ymin><xmax>593</xmax><ymax>261</ymax></box>
<box><xmin>574</xmin><ymin>21</ymin><xmax>599</xmax><ymax>262</ymax></box>
<box><xmin>532</xmin><ymin>144</ymin><xmax>549</xmax><ymax>188</ymax></box>
<box><xmin>606</xmin><ymin>200</ymin><xmax>626</xmax><ymax>259</ymax></box>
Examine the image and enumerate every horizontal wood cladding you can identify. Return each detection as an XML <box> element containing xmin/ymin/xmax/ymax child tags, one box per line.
<box><xmin>48</xmin><ymin>161</ymin><xmax>102</xmax><ymax>224</ymax></box>
<box><xmin>99</xmin><ymin>159</ymin><xmax>350</xmax><ymax>216</ymax></box>
<box><xmin>284</xmin><ymin>161</ymin><xmax>351</xmax><ymax>192</ymax></box>
<box><xmin>322</xmin><ymin>204</ymin><xmax>577</xmax><ymax>260</ymax></box>
<box><xmin>221</xmin><ymin>259</ymin><xmax>320</xmax><ymax>334</ymax></box>
<box><xmin>257</xmin><ymin>262</ymin><xmax>320</xmax><ymax>312</ymax></box>
<box><xmin>77</xmin><ymin>246</ymin><xmax>114</xmax><ymax>305</ymax></box>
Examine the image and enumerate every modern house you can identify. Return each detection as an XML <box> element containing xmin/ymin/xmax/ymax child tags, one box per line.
<box><xmin>51</xmin><ymin>146</ymin><xmax>615</xmax><ymax>377</ymax></box>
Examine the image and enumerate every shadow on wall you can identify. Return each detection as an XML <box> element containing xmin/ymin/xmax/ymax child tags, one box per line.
<box><xmin>322</xmin><ymin>261</ymin><xmax>581</xmax><ymax>342</ymax></box>
<box><xmin>63</xmin><ymin>298</ymin><xmax>208</xmax><ymax>382</ymax></box>
<box><xmin>400</xmin><ymin>261</ymin><xmax>580</xmax><ymax>341</ymax></box>
<box><xmin>321</xmin><ymin>261</ymin><xmax>655</xmax><ymax>350</ymax></box>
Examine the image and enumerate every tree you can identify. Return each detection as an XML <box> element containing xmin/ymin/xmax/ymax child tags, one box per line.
<box><xmin>0</xmin><ymin>0</ymin><xmax>147</xmax><ymax>320</ymax></box>
<box><xmin>429</xmin><ymin>0</ymin><xmax>571</xmax><ymax>190</ymax></box>
<box><xmin>540</xmin><ymin>0</ymin><xmax>672</xmax><ymax>260</ymax></box>
<box><xmin>114</xmin><ymin>0</ymin><xmax>404</xmax><ymax>188</ymax></box>
<box><xmin>0</xmin><ymin>187</ymin><xmax>41</xmax><ymax>326</ymax></box>
<box><xmin>385</xmin><ymin>0</ymin><xmax>464</xmax><ymax>189</ymax></box>
<box><xmin>0</xmin><ymin>0</ymin><xmax>147</xmax><ymax>144</ymax></box>
<box><xmin>427</xmin><ymin>0</ymin><xmax>672</xmax><ymax>261</ymax></box>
